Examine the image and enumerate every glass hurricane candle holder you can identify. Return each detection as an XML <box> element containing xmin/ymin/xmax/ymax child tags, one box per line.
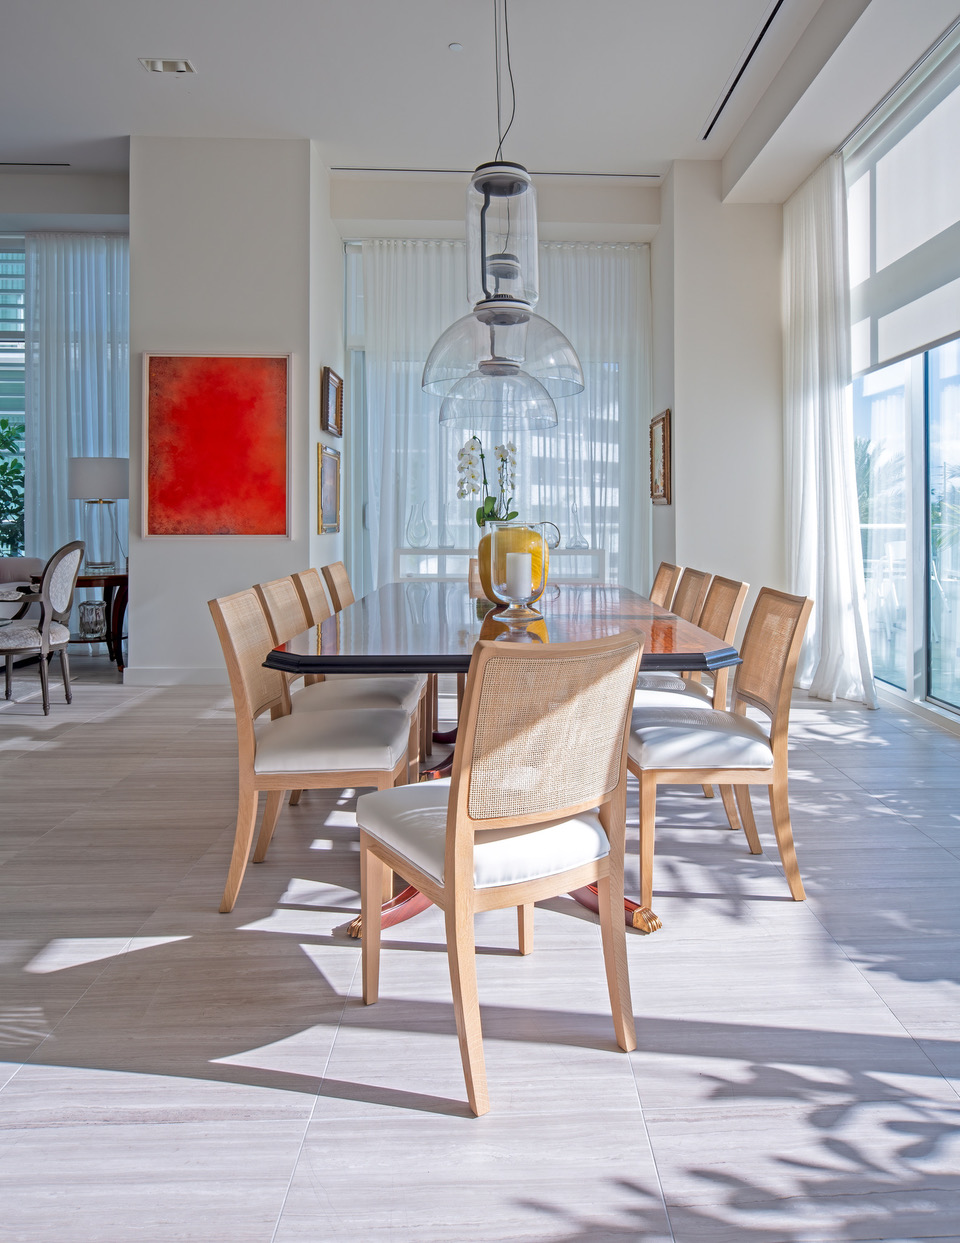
<box><xmin>489</xmin><ymin>521</ymin><xmax>546</xmax><ymax>632</ymax></box>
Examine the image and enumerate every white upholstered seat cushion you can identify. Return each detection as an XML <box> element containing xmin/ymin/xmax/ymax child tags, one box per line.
<box><xmin>357</xmin><ymin>777</ymin><xmax>609</xmax><ymax>889</ymax></box>
<box><xmin>629</xmin><ymin>705</ymin><xmax>773</xmax><ymax>770</ymax></box>
<box><xmin>635</xmin><ymin>672</ymin><xmax>688</xmax><ymax>693</ymax></box>
<box><xmin>633</xmin><ymin>679</ymin><xmax>714</xmax><ymax>709</ymax></box>
<box><xmin>0</xmin><ymin>622</ymin><xmax>70</xmax><ymax>650</ymax></box>
<box><xmin>253</xmin><ymin>707</ymin><xmax>409</xmax><ymax>774</ymax></box>
<box><xmin>292</xmin><ymin>673</ymin><xmax>424</xmax><ymax>715</ymax></box>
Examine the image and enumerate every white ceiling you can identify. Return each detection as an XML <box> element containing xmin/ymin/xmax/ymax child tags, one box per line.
<box><xmin>1</xmin><ymin>0</ymin><xmax>829</xmax><ymax>177</ymax></box>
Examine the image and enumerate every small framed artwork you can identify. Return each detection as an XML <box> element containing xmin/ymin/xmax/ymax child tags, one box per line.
<box><xmin>319</xmin><ymin>444</ymin><xmax>341</xmax><ymax>533</ymax></box>
<box><xmin>650</xmin><ymin>409</ymin><xmax>671</xmax><ymax>506</ymax></box>
<box><xmin>321</xmin><ymin>366</ymin><xmax>343</xmax><ymax>437</ymax></box>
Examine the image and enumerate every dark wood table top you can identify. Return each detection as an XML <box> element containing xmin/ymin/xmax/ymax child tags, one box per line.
<box><xmin>264</xmin><ymin>581</ymin><xmax>740</xmax><ymax>676</ymax></box>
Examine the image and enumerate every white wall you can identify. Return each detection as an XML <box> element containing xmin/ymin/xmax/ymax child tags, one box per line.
<box><xmin>649</xmin><ymin>165</ymin><xmax>676</xmax><ymax>570</ymax></box>
<box><xmin>330</xmin><ymin>170</ymin><xmax>660</xmax><ymax>242</ymax></box>
<box><xmin>309</xmin><ymin>148</ymin><xmax>347</xmax><ymax>573</ymax></box>
<box><xmin>127</xmin><ymin>136</ymin><xmax>341</xmax><ymax>684</ymax></box>
<box><xmin>0</xmin><ymin>172</ymin><xmax>128</xmax><ymax>231</ymax></box>
<box><xmin>655</xmin><ymin>161</ymin><xmax>785</xmax><ymax>619</ymax></box>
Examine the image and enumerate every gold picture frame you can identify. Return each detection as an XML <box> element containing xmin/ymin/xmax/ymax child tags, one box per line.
<box><xmin>319</xmin><ymin>444</ymin><xmax>341</xmax><ymax>533</ymax></box>
<box><xmin>321</xmin><ymin>365</ymin><xmax>343</xmax><ymax>437</ymax></box>
<box><xmin>650</xmin><ymin>409</ymin><xmax>671</xmax><ymax>505</ymax></box>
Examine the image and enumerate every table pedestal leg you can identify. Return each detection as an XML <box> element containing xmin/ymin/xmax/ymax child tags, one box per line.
<box><xmin>348</xmin><ymin>885</ymin><xmax>433</xmax><ymax>938</ymax></box>
<box><xmin>568</xmin><ymin>885</ymin><xmax>662</xmax><ymax>933</ymax></box>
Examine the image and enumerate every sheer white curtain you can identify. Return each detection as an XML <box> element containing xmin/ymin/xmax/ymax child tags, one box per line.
<box><xmin>358</xmin><ymin>238</ymin><xmax>651</xmax><ymax>594</ymax></box>
<box><xmin>783</xmin><ymin>157</ymin><xmax>877</xmax><ymax>707</ymax></box>
<box><xmin>24</xmin><ymin>233</ymin><xmax>130</xmax><ymax>560</ymax></box>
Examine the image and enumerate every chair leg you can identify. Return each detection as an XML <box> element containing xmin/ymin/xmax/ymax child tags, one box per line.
<box><xmin>289</xmin><ymin>789</ymin><xmax>302</xmax><ymax>806</ymax></box>
<box><xmin>719</xmin><ymin>784</ymin><xmax>740</xmax><ymax>830</ymax></box>
<box><xmin>637</xmin><ymin>771</ymin><xmax>658</xmax><ymax>911</ymax></box>
<box><xmin>445</xmin><ymin>902</ymin><xmax>489</xmax><ymax>1116</ymax></box>
<box><xmin>38</xmin><ymin>652</ymin><xmax>50</xmax><ymax>715</ymax></box>
<box><xmin>517</xmin><ymin>903</ymin><xmax>534</xmax><ymax>955</ymax></box>
<box><xmin>596</xmin><ymin>873</ymin><xmax>637</xmax><ymax>1052</ymax></box>
<box><xmin>4</xmin><ymin>654</ymin><xmax>11</xmax><ymax>700</ymax></box>
<box><xmin>360</xmin><ymin>836</ymin><xmax>384</xmax><ymax>1005</ymax></box>
<box><xmin>59</xmin><ymin>648</ymin><xmax>72</xmax><ymax>704</ymax></box>
<box><xmin>220</xmin><ymin>785</ymin><xmax>259</xmax><ymax>913</ymax></box>
<box><xmin>252</xmin><ymin>789</ymin><xmax>285</xmax><ymax>862</ymax></box>
<box><xmin>407</xmin><ymin>711</ymin><xmax>419</xmax><ymax>785</ymax></box>
<box><xmin>769</xmin><ymin>774</ymin><xmax>806</xmax><ymax>901</ymax></box>
<box><xmin>734</xmin><ymin>785</ymin><xmax>763</xmax><ymax>854</ymax></box>
<box><xmin>421</xmin><ymin>685</ymin><xmax>432</xmax><ymax>758</ymax></box>
<box><xmin>701</xmin><ymin>784</ymin><xmax>714</xmax><ymax>798</ymax></box>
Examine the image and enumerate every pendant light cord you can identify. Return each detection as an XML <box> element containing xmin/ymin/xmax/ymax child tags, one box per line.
<box><xmin>494</xmin><ymin>0</ymin><xmax>517</xmax><ymax>161</ymax></box>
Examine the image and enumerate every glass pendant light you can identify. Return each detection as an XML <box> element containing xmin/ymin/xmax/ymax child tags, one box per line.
<box><xmin>422</xmin><ymin>0</ymin><xmax>583</xmax><ymax>421</ymax></box>
<box><xmin>438</xmin><ymin>362</ymin><xmax>557</xmax><ymax>430</ymax></box>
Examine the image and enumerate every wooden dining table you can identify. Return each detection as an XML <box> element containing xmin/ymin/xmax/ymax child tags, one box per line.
<box><xmin>265</xmin><ymin>581</ymin><xmax>741</xmax><ymax>935</ymax></box>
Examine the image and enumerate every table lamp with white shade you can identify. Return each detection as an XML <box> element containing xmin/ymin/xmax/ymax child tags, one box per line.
<box><xmin>68</xmin><ymin>457</ymin><xmax>129</xmax><ymax>573</ymax></box>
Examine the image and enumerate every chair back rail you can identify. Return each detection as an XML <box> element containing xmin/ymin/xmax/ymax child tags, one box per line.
<box><xmin>698</xmin><ymin>576</ymin><xmax>750</xmax><ymax>643</ymax></box>
<box><xmin>292</xmin><ymin>568</ymin><xmax>333</xmax><ymax>626</ymax></box>
<box><xmin>732</xmin><ymin>588</ymin><xmax>814</xmax><ymax>752</ymax></box>
<box><xmin>254</xmin><ymin>576</ymin><xmax>310</xmax><ymax>646</ymax></box>
<box><xmin>321</xmin><ymin>561</ymin><xmax>355</xmax><ymax>612</ymax></box>
<box><xmin>670</xmin><ymin>568</ymin><xmax>711</xmax><ymax>624</ymax></box>
<box><xmin>446</xmin><ymin>633</ymin><xmax>643</xmax><ymax>874</ymax></box>
<box><xmin>648</xmin><ymin>562</ymin><xmax>682</xmax><ymax>608</ymax></box>
<box><xmin>208</xmin><ymin>590</ymin><xmax>287</xmax><ymax>759</ymax></box>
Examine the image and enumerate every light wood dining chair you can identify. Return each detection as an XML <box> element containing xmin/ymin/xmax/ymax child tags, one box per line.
<box><xmin>254</xmin><ymin>575</ymin><xmax>424</xmax><ymax>783</ymax></box>
<box><xmin>292</xmin><ymin>567</ymin><xmax>431</xmax><ymax>757</ymax></box>
<box><xmin>648</xmin><ymin>561</ymin><xmax>682</xmax><ymax>608</ymax></box>
<box><xmin>356</xmin><ymin>631</ymin><xmax>644</xmax><ymax>1116</ymax></box>
<box><xmin>320</xmin><ymin>560</ymin><xmax>354</xmax><ymax>612</ymax></box>
<box><xmin>2</xmin><ymin>541</ymin><xmax>84</xmax><ymax>715</ymax></box>
<box><xmin>632</xmin><ymin>575</ymin><xmax>750</xmax><ymax>821</ymax></box>
<box><xmin>209</xmin><ymin>588</ymin><xmax>412</xmax><ymax>913</ymax></box>
<box><xmin>627</xmin><ymin>588</ymin><xmax>813</xmax><ymax>911</ymax></box>
<box><xmin>635</xmin><ymin>567</ymin><xmax>710</xmax><ymax>695</ymax></box>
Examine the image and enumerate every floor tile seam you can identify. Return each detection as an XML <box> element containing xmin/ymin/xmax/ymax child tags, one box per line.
<box><xmin>270</xmin><ymin>952</ymin><xmax>360</xmax><ymax>1243</ymax></box>
<box><xmin>625</xmin><ymin>1046</ymin><xmax>677</xmax><ymax>1243</ymax></box>
<box><xmin>818</xmin><ymin>936</ymin><xmax>960</xmax><ymax>1103</ymax></box>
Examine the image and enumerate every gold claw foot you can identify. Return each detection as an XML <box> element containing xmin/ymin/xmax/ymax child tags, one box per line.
<box><xmin>631</xmin><ymin>906</ymin><xmax>662</xmax><ymax>933</ymax></box>
<box><xmin>348</xmin><ymin>913</ymin><xmax>363</xmax><ymax>939</ymax></box>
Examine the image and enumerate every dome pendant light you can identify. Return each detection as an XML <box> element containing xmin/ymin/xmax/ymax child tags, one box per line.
<box><xmin>423</xmin><ymin>0</ymin><xmax>583</xmax><ymax>427</ymax></box>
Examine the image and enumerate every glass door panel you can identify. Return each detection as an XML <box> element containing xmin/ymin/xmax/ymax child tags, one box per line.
<box><xmin>927</xmin><ymin>340</ymin><xmax>960</xmax><ymax>707</ymax></box>
<box><xmin>854</xmin><ymin>360</ymin><xmax>911</xmax><ymax>689</ymax></box>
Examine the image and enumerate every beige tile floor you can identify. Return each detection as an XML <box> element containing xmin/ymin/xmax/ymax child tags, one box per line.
<box><xmin>1</xmin><ymin>655</ymin><xmax>960</xmax><ymax>1242</ymax></box>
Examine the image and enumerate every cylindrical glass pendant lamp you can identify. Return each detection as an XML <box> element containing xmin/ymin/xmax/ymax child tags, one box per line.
<box><xmin>466</xmin><ymin>162</ymin><xmax>539</xmax><ymax>309</ymax></box>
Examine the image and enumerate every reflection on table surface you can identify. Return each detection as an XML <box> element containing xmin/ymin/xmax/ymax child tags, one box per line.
<box><xmin>266</xmin><ymin>581</ymin><xmax>740</xmax><ymax>675</ymax></box>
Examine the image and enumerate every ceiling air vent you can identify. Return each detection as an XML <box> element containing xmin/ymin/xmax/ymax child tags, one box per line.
<box><xmin>139</xmin><ymin>59</ymin><xmax>196</xmax><ymax>74</ymax></box>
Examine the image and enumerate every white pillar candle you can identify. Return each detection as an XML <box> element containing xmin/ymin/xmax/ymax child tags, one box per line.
<box><xmin>505</xmin><ymin>551</ymin><xmax>532</xmax><ymax>600</ymax></box>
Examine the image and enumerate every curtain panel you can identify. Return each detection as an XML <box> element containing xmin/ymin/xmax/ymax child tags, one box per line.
<box><xmin>357</xmin><ymin>238</ymin><xmax>651</xmax><ymax>596</ymax></box>
<box><xmin>783</xmin><ymin>157</ymin><xmax>878</xmax><ymax>707</ymax></box>
<box><xmin>24</xmin><ymin>232</ymin><xmax>130</xmax><ymax>561</ymax></box>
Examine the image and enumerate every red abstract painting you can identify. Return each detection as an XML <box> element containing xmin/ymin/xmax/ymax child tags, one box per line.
<box><xmin>145</xmin><ymin>355</ymin><xmax>288</xmax><ymax>536</ymax></box>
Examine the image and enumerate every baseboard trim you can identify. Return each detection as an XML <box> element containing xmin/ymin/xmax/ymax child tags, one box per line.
<box><xmin>876</xmin><ymin>684</ymin><xmax>960</xmax><ymax>738</ymax></box>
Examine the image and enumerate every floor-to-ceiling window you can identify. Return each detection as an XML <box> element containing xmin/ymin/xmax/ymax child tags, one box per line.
<box><xmin>846</xmin><ymin>19</ymin><xmax>960</xmax><ymax>712</ymax></box>
<box><xmin>0</xmin><ymin>240</ymin><xmax>25</xmax><ymax>556</ymax></box>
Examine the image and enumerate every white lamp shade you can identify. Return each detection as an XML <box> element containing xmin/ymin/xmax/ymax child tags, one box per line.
<box><xmin>68</xmin><ymin>457</ymin><xmax>130</xmax><ymax>501</ymax></box>
<box><xmin>439</xmin><ymin>367</ymin><xmax>558</xmax><ymax>429</ymax></box>
<box><xmin>422</xmin><ymin>310</ymin><xmax>584</xmax><ymax>400</ymax></box>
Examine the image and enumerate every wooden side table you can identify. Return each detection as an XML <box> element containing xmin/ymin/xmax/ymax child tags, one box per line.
<box><xmin>74</xmin><ymin>571</ymin><xmax>128</xmax><ymax>672</ymax></box>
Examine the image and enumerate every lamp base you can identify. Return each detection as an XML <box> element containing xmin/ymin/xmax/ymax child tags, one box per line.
<box><xmin>83</xmin><ymin>561</ymin><xmax>117</xmax><ymax>575</ymax></box>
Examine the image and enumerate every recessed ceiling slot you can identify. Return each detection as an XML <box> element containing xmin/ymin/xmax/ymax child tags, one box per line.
<box><xmin>139</xmin><ymin>59</ymin><xmax>196</xmax><ymax>74</ymax></box>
